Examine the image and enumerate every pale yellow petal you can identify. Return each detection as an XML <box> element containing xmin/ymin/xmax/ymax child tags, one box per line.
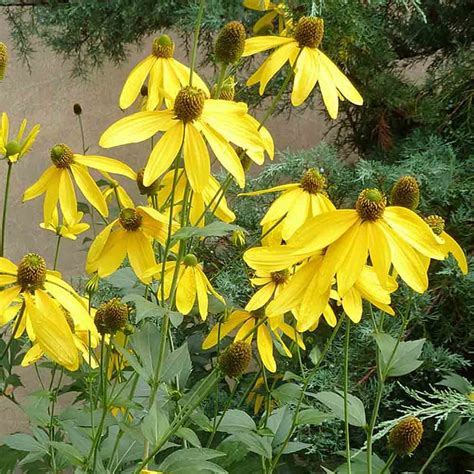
<box><xmin>58</xmin><ymin>170</ymin><xmax>78</xmax><ymax>224</ymax></box>
<box><xmin>184</xmin><ymin>124</ymin><xmax>211</xmax><ymax>193</ymax></box>
<box><xmin>257</xmin><ymin>325</ymin><xmax>276</xmax><ymax>372</ymax></box>
<box><xmin>176</xmin><ymin>266</ymin><xmax>196</xmax><ymax>315</ymax></box>
<box><xmin>291</xmin><ymin>47</ymin><xmax>318</xmax><ymax>107</ymax></box>
<box><xmin>119</xmin><ymin>55</ymin><xmax>156</xmax><ymax>109</ymax></box>
<box><xmin>442</xmin><ymin>231</ymin><xmax>468</xmax><ymax>274</ymax></box>
<box><xmin>127</xmin><ymin>231</ymin><xmax>156</xmax><ymax>283</ymax></box>
<box><xmin>243</xmin><ymin>36</ymin><xmax>295</xmax><ymax>57</ymax></box>
<box><xmin>202</xmin><ymin>310</ymin><xmax>250</xmax><ymax>349</ymax></box>
<box><xmin>70</xmin><ymin>164</ymin><xmax>109</xmax><ymax>217</ymax></box>
<box><xmin>74</xmin><ymin>154</ymin><xmax>136</xmax><ymax>179</ymax></box>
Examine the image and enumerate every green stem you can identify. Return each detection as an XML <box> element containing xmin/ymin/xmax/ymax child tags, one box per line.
<box><xmin>212</xmin><ymin>64</ymin><xmax>228</xmax><ymax>99</ymax></box>
<box><xmin>113</xmin><ymin>186</ymin><xmax>122</xmax><ymax>211</ymax></box>
<box><xmin>53</xmin><ymin>235</ymin><xmax>62</xmax><ymax>271</ymax></box>
<box><xmin>48</xmin><ymin>366</ymin><xmax>64</xmax><ymax>473</ymax></box>
<box><xmin>380</xmin><ymin>452</ymin><xmax>396</xmax><ymax>474</ymax></box>
<box><xmin>418</xmin><ymin>417</ymin><xmax>462</xmax><ymax>474</ymax></box>
<box><xmin>189</xmin><ymin>0</ymin><xmax>206</xmax><ymax>86</ymax></box>
<box><xmin>344</xmin><ymin>317</ymin><xmax>352</xmax><ymax>474</ymax></box>
<box><xmin>1</xmin><ymin>161</ymin><xmax>13</xmax><ymax>257</ymax></box>
<box><xmin>270</xmin><ymin>316</ymin><xmax>344</xmax><ymax>472</ymax></box>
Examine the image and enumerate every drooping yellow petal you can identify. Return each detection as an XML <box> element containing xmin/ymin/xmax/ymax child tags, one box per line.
<box><xmin>95</xmin><ymin>229</ymin><xmax>128</xmax><ymax>277</ymax></box>
<box><xmin>234</xmin><ymin>317</ymin><xmax>256</xmax><ymax>343</ymax></box>
<box><xmin>0</xmin><ymin>285</ymin><xmax>21</xmax><ymax>314</ymax></box>
<box><xmin>297</xmin><ymin>279</ymin><xmax>331</xmax><ymax>332</ymax></box>
<box><xmin>127</xmin><ymin>231</ymin><xmax>156</xmax><ymax>283</ymax></box>
<box><xmin>243</xmin><ymin>36</ymin><xmax>295</xmax><ymax>57</ymax></box>
<box><xmin>244</xmin><ymin>245</ymin><xmax>312</xmax><ymax>273</ymax></box>
<box><xmin>116</xmin><ymin>186</ymin><xmax>135</xmax><ymax>209</ymax></box>
<box><xmin>146</xmin><ymin>60</ymin><xmax>163</xmax><ymax>111</ymax></box>
<box><xmin>195</xmin><ymin>269</ymin><xmax>209</xmax><ymax>320</ymax></box>
<box><xmin>119</xmin><ymin>55</ymin><xmax>156</xmax><ymax>109</ymax></box>
<box><xmin>143</xmin><ymin>121</ymin><xmax>184</xmax><ymax>186</ymax></box>
<box><xmin>318</xmin><ymin>59</ymin><xmax>339</xmax><ymax>119</ymax></box>
<box><xmin>292</xmin><ymin>47</ymin><xmax>318</xmax><ymax>107</ymax></box>
<box><xmin>86</xmin><ymin>221</ymin><xmax>116</xmax><ymax>272</ymax></box>
<box><xmin>383</xmin><ymin>207</ymin><xmax>445</xmax><ymax>260</ymax></box>
<box><xmin>138</xmin><ymin>206</ymin><xmax>177</xmax><ymax>244</ymax></box>
<box><xmin>23</xmin><ymin>166</ymin><xmax>59</xmax><ymax>201</ymax></box>
<box><xmin>202</xmin><ymin>310</ymin><xmax>250</xmax><ymax>349</ymax></box>
<box><xmin>184</xmin><ymin>124</ymin><xmax>211</xmax><ymax>193</ymax></box>
<box><xmin>257</xmin><ymin>325</ymin><xmax>276</xmax><ymax>372</ymax></box>
<box><xmin>169</xmin><ymin>58</ymin><xmax>210</xmax><ymax>97</ymax></box>
<box><xmin>241</xmin><ymin>183</ymin><xmax>299</xmax><ymax>197</ymax></box>
<box><xmin>282</xmin><ymin>190</ymin><xmax>311</xmax><ymax>240</ymax></box>
<box><xmin>175</xmin><ymin>266</ymin><xmax>196</xmax><ymax>315</ymax></box>
<box><xmin>368</xmin><ymin>221</ymin><xmax>392</xmax><ymax>288</ymax></box>
<box><xmin>74</xmin><ymin>154</ymin><xmax>136</xmax><ymax>179</ymax></box>
<box><xmin>442</xmin><ymin>231</ymin><xmax>468</xmax><ymax>274</ymax></box>
<box><xmin>243</xmin><ymin>0</ymin><xmax>271</xmax><ymax>11</ymax></box>
<box><xmin>21</xmin><ymin>343</ymin><xmax>44</xmax><ymax>367</ymax></box>
<box><xmin>100</xmin><ymin>110</ymin><xmax>177</xmax><ymax>148</ymax></box>
<box><xmin>70</xmin><ymin>164</ymin><xmax>108</xmax><ymax>217</ymax></box>
<box><xmin>0</xmin><ymin>257</ymin><xmax>18</xmax><ymax>274</ymax></box>
<box><xmin>0</xmin><ymin>274</ymin><xmax>17</xmax><ymax>285</ymax></box>
<box><xmin>279</xmin><ymin>322</ymin><xmax>306</xmax><ymax>350</ymax></box>
<box><xmin>58</xmin><ymin>170</ymin><xmax>78</xmax><ymax>224</ymax></box>
<box><xmin>342</xmin><ymin>288</ymin><xmax>363</xmax><ymax>323</ymax></box>
<box><xmin>246</xmin><ymin>282</ymin><xmax>276</xmax><ymax>311</ymax></box>
<box><xmin>43</xmin><ymin>173</ymin><xmax>62</xmax><ymax>225</ymax></box>
<box><xmin>201</xmin><ymin>177</ymin><xmax>236</xmax><ymax>223</ymax></box>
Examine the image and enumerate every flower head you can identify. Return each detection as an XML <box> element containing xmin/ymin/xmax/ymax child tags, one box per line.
<box><xmin>218</xmin><ymin>341</ymin><xmax>252</xmax><ymax>378</ymax></box>
<box><xmin>390</xmin><ymin>176</ymin><xmax>420</xmax><ymax>210</ymax></box>
<box><xmin>0</xmin><ymin>112</ymin><xmax>40</xmax><ymax>163</ymax></box>
<box><xmin>388</xmin><ymin>416</ymin><xmax>423</xmax><ymax>455</ymax></box>
<box><xmin>215</xmin><ymin>21</ymin><xmax>246</xmax><ymax>65</ymax></box>
<box><xmin>0</xmin><ymin>255</ymin><xmax>98</xmax><ymax>371</ymax></box>
<box><xmin>23</xmin><ymin>143</ymin><xmax>136</xmax><ymax>225</ymax></box>
<box><xmin>243</xmin><ymin>16</ymin><xmax>363</xmax><ymax>117</ymax></box>
<box><xmin>40</xmin><ymin>207</ymin><xmax>89</xmax><ymax>240</ymax></box>
<box><xmin>94</xmin><ymin>298</ymin><xmax>129</xmax><ymax>335</ymax></box>
<box><xmin>119</xmin><ymin>35</ymin><xmax>209</xmax><ymax>111</ymax></box>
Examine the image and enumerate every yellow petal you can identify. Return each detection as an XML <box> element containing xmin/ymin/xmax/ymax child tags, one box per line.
<box><xmin>0</xmin><ymin>275</ymin><xmax>17</xmax><ymax>285</ymax></box>
<box><xmin>241</xmin><ymin>183</ymin><xmax>299</xmax><ymax>197</ymax></box>
<box><xmin>143</xmin><ymin>121</ymin><xmax>184</xmax><ymax>186</ymax></box>
<box><xmin>0</xmin><ymin>257</ymin><xmax>18</xmax><ymax>274</ymax></box>
<box><xmin>86</xmin><ymin>221</ymin><xmax>116</xmax><ymax>272</ymax></box>
<box><xmin>127</xmin><ymin>231</ymin><xmax>156</xmax><ymax>283</ymax></box>
<box><xmin>95</xmin><ymin>229</ymin><xmax>128</xmax><ymax>277</ymax></box>
<box><xmin>70</xmin><ymin>164</ymin><xmax>108</xmax><ymax>217</ymax></box>
<box><xmin>74</xmin><ymin>154</ymin><xmax>136</xmax><ymax>179</ymax></box>
<box><xmin>169</xmin><ymin>58</ymin><xmax>210</xmax><ymax>96</ymax></box>
<box><xmin>146</xmin><ymin>60</ymin><xmax>163</xmax><ymax>111</ymax></box>
<box><xmin>23</xmin><ymin>166</ymin><xmax>59</xmax><ymax>201</ymax></box>
<box><xmin>184</xmin><ymin>124</ymin><xmax>211</xmax><ymax>193</ymax></box>
<box><xmin>243</xmin><ymin>36</ymin><xmax>295</xmax><ymax>57</ymax></box>
<box><xmin>257</xmin><ymin>325</ymin><xmax>276</xmax><ymax>372</ymax></box>
<box><xmin>318</xmin><ymin>59</ymin><xmax>339</xmax><ymax>119</ymax></box>
<box><xmin>195</xmin><ymin>269</ymin><xmax>209</xmax><ymax>320</ymax></box>
<box><xmin>368</xmin><ymin>221</ymin><xmax>391</xmax><ymax>288</ymax></box>
<box><xmin>21</xmin><ymin>343</ymin><xmax>44</xmax><ymax>367</ymax></box>
<box><xmin>245</xmin><ymin>282</ymin><xmax>276</xmax><ymax>311</ymax></box>
<box><xmin>138</xmin><ymin>206</ymin><xmax>177</xmax><ymax>244</ymax></box>
<box><xmin>234</xmin><ymin>317</ymin><xmax>256</xmax><ymax>343</ymax></box>
<box><xmin>119</xmin><ymin>55</ymin><xmax>156</xmax><ymax>109</ymax></box>
<box><xmin>43</xmin><ymin>173</ymin><xmax>61</xmax><ymax>225</ymax></box>
<box><xmin>342</xmin><ymin>288</ymin><xmax>363</xmax><ymax>323</ymax></box>
<box><xmin>281</xmin><ymin>190</ymin><xmax>311</xmax><ymax>240</ymax></box>
<box><xmin>318</xmin><ymin>50</ymin><xmax>363</xmax><ymax>105</ymax></box>
<box><xmin>442</xmin><ymin>231</ymin><xmax>468</xmax><ymax>274</ymax></box>
<box><xmin>59</xmin><ymin>170</ymin><xmax>78</xmax><ymax>224</ymax></box>
<box><xmin>100</xmin><ymin>110</ymin><xmax>177</xmax><ymax>148</ymax></box>
<box><xmin>244</xmin><ymin>245</ymin><xmax>312</xmax><ymax>273</ymax></box>
<box><xmin>202</xmin><ymin>310</ymin><xmax>250</xmax><ymax>349</ymax></box>
<box><xmin>176</xmin><ymin>266</ymin><xmax>196</xmax><ymax>315</ymax></box>
<box><xmin>0</xmin><ymin>285</ymin><xmax>21</xmax><ymax>314</ymax></box>
<box><xmin>291</xmin><ymin>47</ymin><xmax>318</xmax><ymax>107</ymax></box>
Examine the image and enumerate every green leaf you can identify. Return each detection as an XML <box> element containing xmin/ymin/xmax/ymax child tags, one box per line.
<box><xmin>159</xmin><ymin>448</ymin><xmax>226</xmax><ymax>473</ymax></box>
<box><xmin>48</xmin><ymin>441</ymin><xmax>84</xmax><ymax>465</ymax></box>
<box><xmin>309</xmin><ymin>345</ymin><xmax>322</xmax><ymax>365</ymax></box>
<box><xmin>176</xmin><ymin>427</ymin><xmax>202</xmax><ymax>447</ymax></box>
<box><xmin>315</xmin><ymin>391</ymin><xmax>366</xmax><ymax>427</ymax></box>
<box><xmin>122</xmin><ymin>294</ymin><xmax>164</xmax><ymax>323</ymax></box>
<box><xmin>271</xmin><ymin>383</ymin><xmax>302</xmax><ymax>404</ymax></box>
<box><xmin>77</xmin><ymin>201</ymin><xmax>90</xmax><ymax>214</ymax></box>
<box><xmin>374</xmin><ymin>334</ymin><xmax>425</xmax><ymax>377</ymax></box>
<box><xmin>335</xmin><ymin>451</ymin><xmax>386</xmax><ymax>473</ymax></box>
<box><xmin>216</xmin><ymin>409</ymin><xmax>256</xmax><ymax>433</ymax></box>
<box><xmin>161</xmin><ymin>343</ymin><xmax>192</xmax><ymax>387</ymax></box>
<box><xmin>0</xmin><ymin>444</ymin><xmax>26</xmax><ymax>472</ymax></box>
<box><xmin>4</xmin><ymin>434</ymin><xmax>47</xmax><ymax>453</ymax></box>
<box><xmin>444</xmin><ymin>420</ymin><xmax>474</xmax><ymax>454</ymax></box>
<box><xmin>437</xmin><ymin>373</ymin><xmax>472</xmax><ymax>394</ymax></box>
<box><xmin>267</xmin><ymin>406</ymin><xmax>292</xmax><ymax>447</ymax></box>
<box><xmin>228</xmin><ymin>432</ymin><xmax>273</xmax><ymax>458</ymax></box>
<box><xmin>282</xmin><ymin>441</ymin><xmax>311</xmax><ymax>454</ymax></box>
<box><xmin>171</xmin><ymin>221</ymin><xmax>244</xmax><ymax>243</ymax></box>
<box><xmin>106</xmin><ymin>267</ymin><xmax>144</xmax><ymax>293</ymax></box>
<box><xmin>296</xmin><ymin>409</ymin><xmax>332</xmax><ymax>426</ymax></box>
<box><xmin>141</xmin><ymin>403</ymin><xmax>170</xmax><ymax>446</ymax></box>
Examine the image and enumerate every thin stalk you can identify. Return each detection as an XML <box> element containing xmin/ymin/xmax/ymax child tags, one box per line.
<box><xmin>48</xmin><ymin>366</ymin><xmax>64</xmax><ymax>473</ymax></box>
<box><xmin>270</xmin><ymin>316</ymin><xmax>344</xmax><ymax>472</ymax></box>
<box><xmin>343</xmin><ymin>317</ymin><xmax>352</xmax><ymax>474</ymax></box>
<box><xmin>236</xmin><ymin>368</ymin><xmax>262</xmax><ymax>409</ymax></box>
<box><xmin>189</xmin><ymin>0</ymin><xmax>206</xmax><ymax>86</ymax></box>
<box><xmin>1</xmin><ymin>161</ymin><xmax>13</xmax><ymax>256</ymax></box>
<box><xmin>212</xmin><ymin>64</ymin><xmax>228</xmax><ymax>99</ymax></box>
<box><xmin>380</xmin><ymin>452</ymin><xmax>396</xmax><ymax>474</ymax></box>
<box><xmin>53</xmin><ymin>235</ymin><xmax>62</xmax><ymax>270</ymax></box>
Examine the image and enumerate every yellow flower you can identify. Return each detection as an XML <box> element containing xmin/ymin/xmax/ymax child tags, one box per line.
<box><xmin>22</xmin><ymin>297</ymin><xmax>99</xmax><ymax>369</ymax></box>
<box><xmin>244</xmin><ymin>1</ymin><xmax>293</xmax><ymax>36</ymax></box>
<box><xmin>245</xmin><ymin>267</ymin><xmax>291</xmax><ymax>311</ymax></box>
<box><xmin>202</xmin><ymin>308</ymin><xmax>304</xmax><ymax>373</ymax></box>
<box><xmin>0</xmin><ymin>254</ymin><xmax>98</xmax><ymax>371</ymax></box>
<box><xmin>241</xmin><ymin>169</ymin><xmax>335</xmax><ymax>241</ymax></box>
<box><xmin>146</xmin><ymin>254</ymin><xmax>224</xmax><ymax>320</ymax></box>
<box><xmin>100</xmin><ymin>86</ymin><xmax>266</xmax><ymax>193</ymax></box>
<box><xmin>119</xmin><ymin>34</ymin><xmax>209</xmax><ymax>111</ymax></box>
<box><xmin>86</xmin><ymin>206</ymin><xmax>178</xmax><ymax>283</ymax></box>
<box><xmin>157</xmin><ymin>168</ymin><xmax>235</xmax><ymax>225</ymax></box>
<box><xmin>100</xmin><ymin>171</ymin><xmax>136</xmax><ymax>209</ymax></box>
<box><xmin>243</xmin><ymin>0</ymin><xmax>272</xmax><ymax>10</ymax></box>
<box><xmin>242</xmin><ymin>16</ymin><xmax>363</xmax><ymax>117</ymax></box>
<box><xmin>40</xmin><ymin>207</ymin><xmax>89</xmax><ymax>240</ymax></box>
<box><xmin>246</xmin><ymin>374</ymin><xmax>282</xmax><ymax>414</ymax></box>
<box><xmin>23</xmin><ymin>144</ymin><xmax>136</xmax><ymax>225</ymax></box>
<box><xmin>0</xmin><ymin>112</ymin><xmax>40</xmax><ymax>163</ymax></box>
<box><xmin>245</xmin><ymin>189</ymin><xmax>445</xmax><ymax>296</ymax></box>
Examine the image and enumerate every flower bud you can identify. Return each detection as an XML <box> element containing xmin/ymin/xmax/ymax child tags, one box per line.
<box><xmin>0</xmin><ymin>42</ymin><xmax>7</xmax><ymax>80</ymax></box>
<box><xmin>231</xmin><ymin>229</ymin><xmax>246</xmax><ymax>247</ymax></box>
<box><xmin>390</xmin><ymin>176</ymin><xmax>420</xmax><ymax>210</ymax></box>
<box><xmin>94</xmin><ymin>298</ymin><xmax>129</xmax><ymax>335</ymax></box>
<box><xmin>215</xmin><ymin>21</ymin><xmax>246</xmax><ymax>65</ymax></box>
<box><xmin>388</xmin><ymin>416</ymin><xmax>423</xmax><ymax>455</ymax></box>
<box><xmin>73</xmin><ymin>103</ymin><xmax>82</xmax><ymax>115</ymax></box>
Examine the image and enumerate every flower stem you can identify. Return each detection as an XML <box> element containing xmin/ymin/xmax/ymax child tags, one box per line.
<box><xmin>344</xmin><ymin>316</ymin><xmax>352</xmax><ymax>474</ymax></box>
<box><xmin>1</xmin><ymin>161</ymin><xmax>13</xmax><ymax>257</ymax></box>
<box><xmin>212</xmin><ymin>64</ymin><xmax>228</xmax><ymax>99</ymax></box>
<box><xmin>380</xmin><ymin>452</ymin><xmax>396</xmax><ymax>474</ymax></box>
<box><xmin>189</xmin><ymin>0</ymin><xmax>206</xmax><ymax>86</ymax></box>
<box><xmin>53</xmin><ymin>235</ymin><xmax>62</xmax><ymax>270</ymax></box>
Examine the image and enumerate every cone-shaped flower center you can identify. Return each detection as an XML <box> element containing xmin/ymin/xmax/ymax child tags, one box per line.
<box><xmin>294</xmin><ymin>16</ymin><xmax>324</xmax><ymax>49</ymax></box>
<box><xmin>218</xmin><ymin>340</ymin><xmax>252</xmax><ymax>378</ymax></box>
<box><xmin>390</xmin><ymin>175</ymin><xmax>420</xmax><ymax>210</ymax></box>
<box><xmin>183</xmin><ymin>253</ymin><xmax>198</xmax><ymax>267</ymax></box>
<box><xmin>51</xmin><ymin>144</ymin><xmax>74</xmax><ymax>169</ymax></box>
<box><xmin>215</xmin><ymin>21</ymin><xmax>246</xmax><ymax>65</ymax></box>
<box><xmin>300</xmin><ymin>169</ymin><xmax>326</xmax><ymax>194</ymax></box>
<box><xmin>119</xmin><ymin>208</ymin><xmax>142</xmax><ymax>231</ymax></box>
<box><xmin>424</xmin><ymin>215</ymin><xmax>445</xmax><ymax>235</ymax></box>
<box><xmin>271</xmin><ymin>269</ymin><xmax>290</xmax><ymax>285</ymax></box>
<box><xmin>174</xmin><ymin>86</ymin><xmax>206</xmax><ymax>123</ymax></box>
<box><xmin>152</xmin><ymin>34</ymin><xmax>175</xmax><ymax>58</ymax></box>
<box><xmin>388</xmin><ymin>416</ymin><xmax>423</xmax><ymax>455</ymax></box>
<box><xmin>136</xmin><ymin>168</ymin><xmax>159</xmax><ymax>195</ymax></box>
<box><xmin>356</xmin><ymin>188</ymin><xmax>386</xmax><ymax>221</ymax></box>
<box><xmin>94</xmin><ymin>298</ymin><xmax>129</xmax><ymax>335</ymax></box>
<box><xmin>17</xmin><ymin>253</ymin><xmax>47</xmax><ymax>291</ymax></box>
<box><xmin>5</xmin><ymin>140</ymin><xmax>21</xmax><ymax>157</ymax></box>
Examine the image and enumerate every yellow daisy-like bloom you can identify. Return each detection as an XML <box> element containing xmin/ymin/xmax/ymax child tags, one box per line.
<box><xmin>22</xmin><ymin>298</ymin><xmax>99</xmax><ymax>369</ymax></box>
<box><xmin>100</xmin><ymin>171</ymin><xmax>136</xmax><ymax>209</ymax></box>
<box><xmin>0</xmin><ymin>112</ymin><xmax>40</xmax><ymax>163</ymax></box>
<box><xmin>241</xmin><ymin>169</ymin><xmax>335</xmax><ymax>241</ymax></box>
<box><xmin>119</xmin><ymin>34</ymin><xmax>209</xmax><ymax>111</ymax></box>
<box><xmin>0</xmin><ymin>254</ymin><xmax>98</xmax><ymax>371</ymax></box>
<box><xmin>246</xmin><ymin>374</ymin><xmax>282</xmax><ymax>414</ymax></box>
<box><xmin>23</xmin><ymin>143</ymin><xmax>136</xmax><ymax>224</ymax></box>
<box><xmin>157</xmin><ymin>168</ymin><xmax>235</xmax><ymax>226</ymax></box>
<box><xmin>202</xmin><ymin>308</ymin><xmax>305</xmax><ymax>373</ymax></box>
<box><xmin>245</xmin><ymin>267</ymin><xmax>291</xmax><ymax>311</ymax></box>
<box><xmin>146</xmin><ymin>254</ymin><xmax>225</xmax><ymax>320</ymax></box>
<box><xmin>244</xmin><ymin>1</ymin><xmax>293</xmax><ymax>36</ymax></box>
<box><xmin>40</xmin><ymin>207</ymin><xmax>89</xmax><ymax>240</ymax></box>
<box><xmin>245</xmin><ymin>188</ymin><xmax>445</xmax><ymax>296</ymax></box>
<box><xmin>100</xmin><ymin>86</ymin><xmax>266</xmax><ymax>193</ymax></box>
<box><xmin>424</xmin><ymin>215</ymin><xmax>468</xmax><ymax>274</ymax></box>
<box><xmin>243</xmin><ymin>16</ymin><xmax>363</xmax><ymax>117</ymax></box>
<box><xmin>86</xmin><ymin>206</ymin><xmax>178</xmax><ymax>283</ymax></box>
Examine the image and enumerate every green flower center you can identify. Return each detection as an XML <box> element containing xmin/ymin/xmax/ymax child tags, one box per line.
<box><xmin>183</xmin><ymin>254</ymin><xmax>198</xmax><ymax>267</ymax></box>
<box><xmin>356</xmin><ymin>188</ymin><xmax>386</xmax><ymax>221</ymax></box>
<box><xmin>5</xmin><ymin>140</ymin><xmax>21</xmax><ymax>157</ymax></box>
<box><xmin>152</xmin><ymin>35</ymin><xmax>175</xmax><ymax>58</ymax></box>
<box><xmin>300</xmin><ymin>169</ymin><xmax>326</xmax><ymax>194</ymax></box>
<box><xmin>50</xmin><ymin>144</ymin><xmax>74</xmax><ymax>169</ymax></box>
